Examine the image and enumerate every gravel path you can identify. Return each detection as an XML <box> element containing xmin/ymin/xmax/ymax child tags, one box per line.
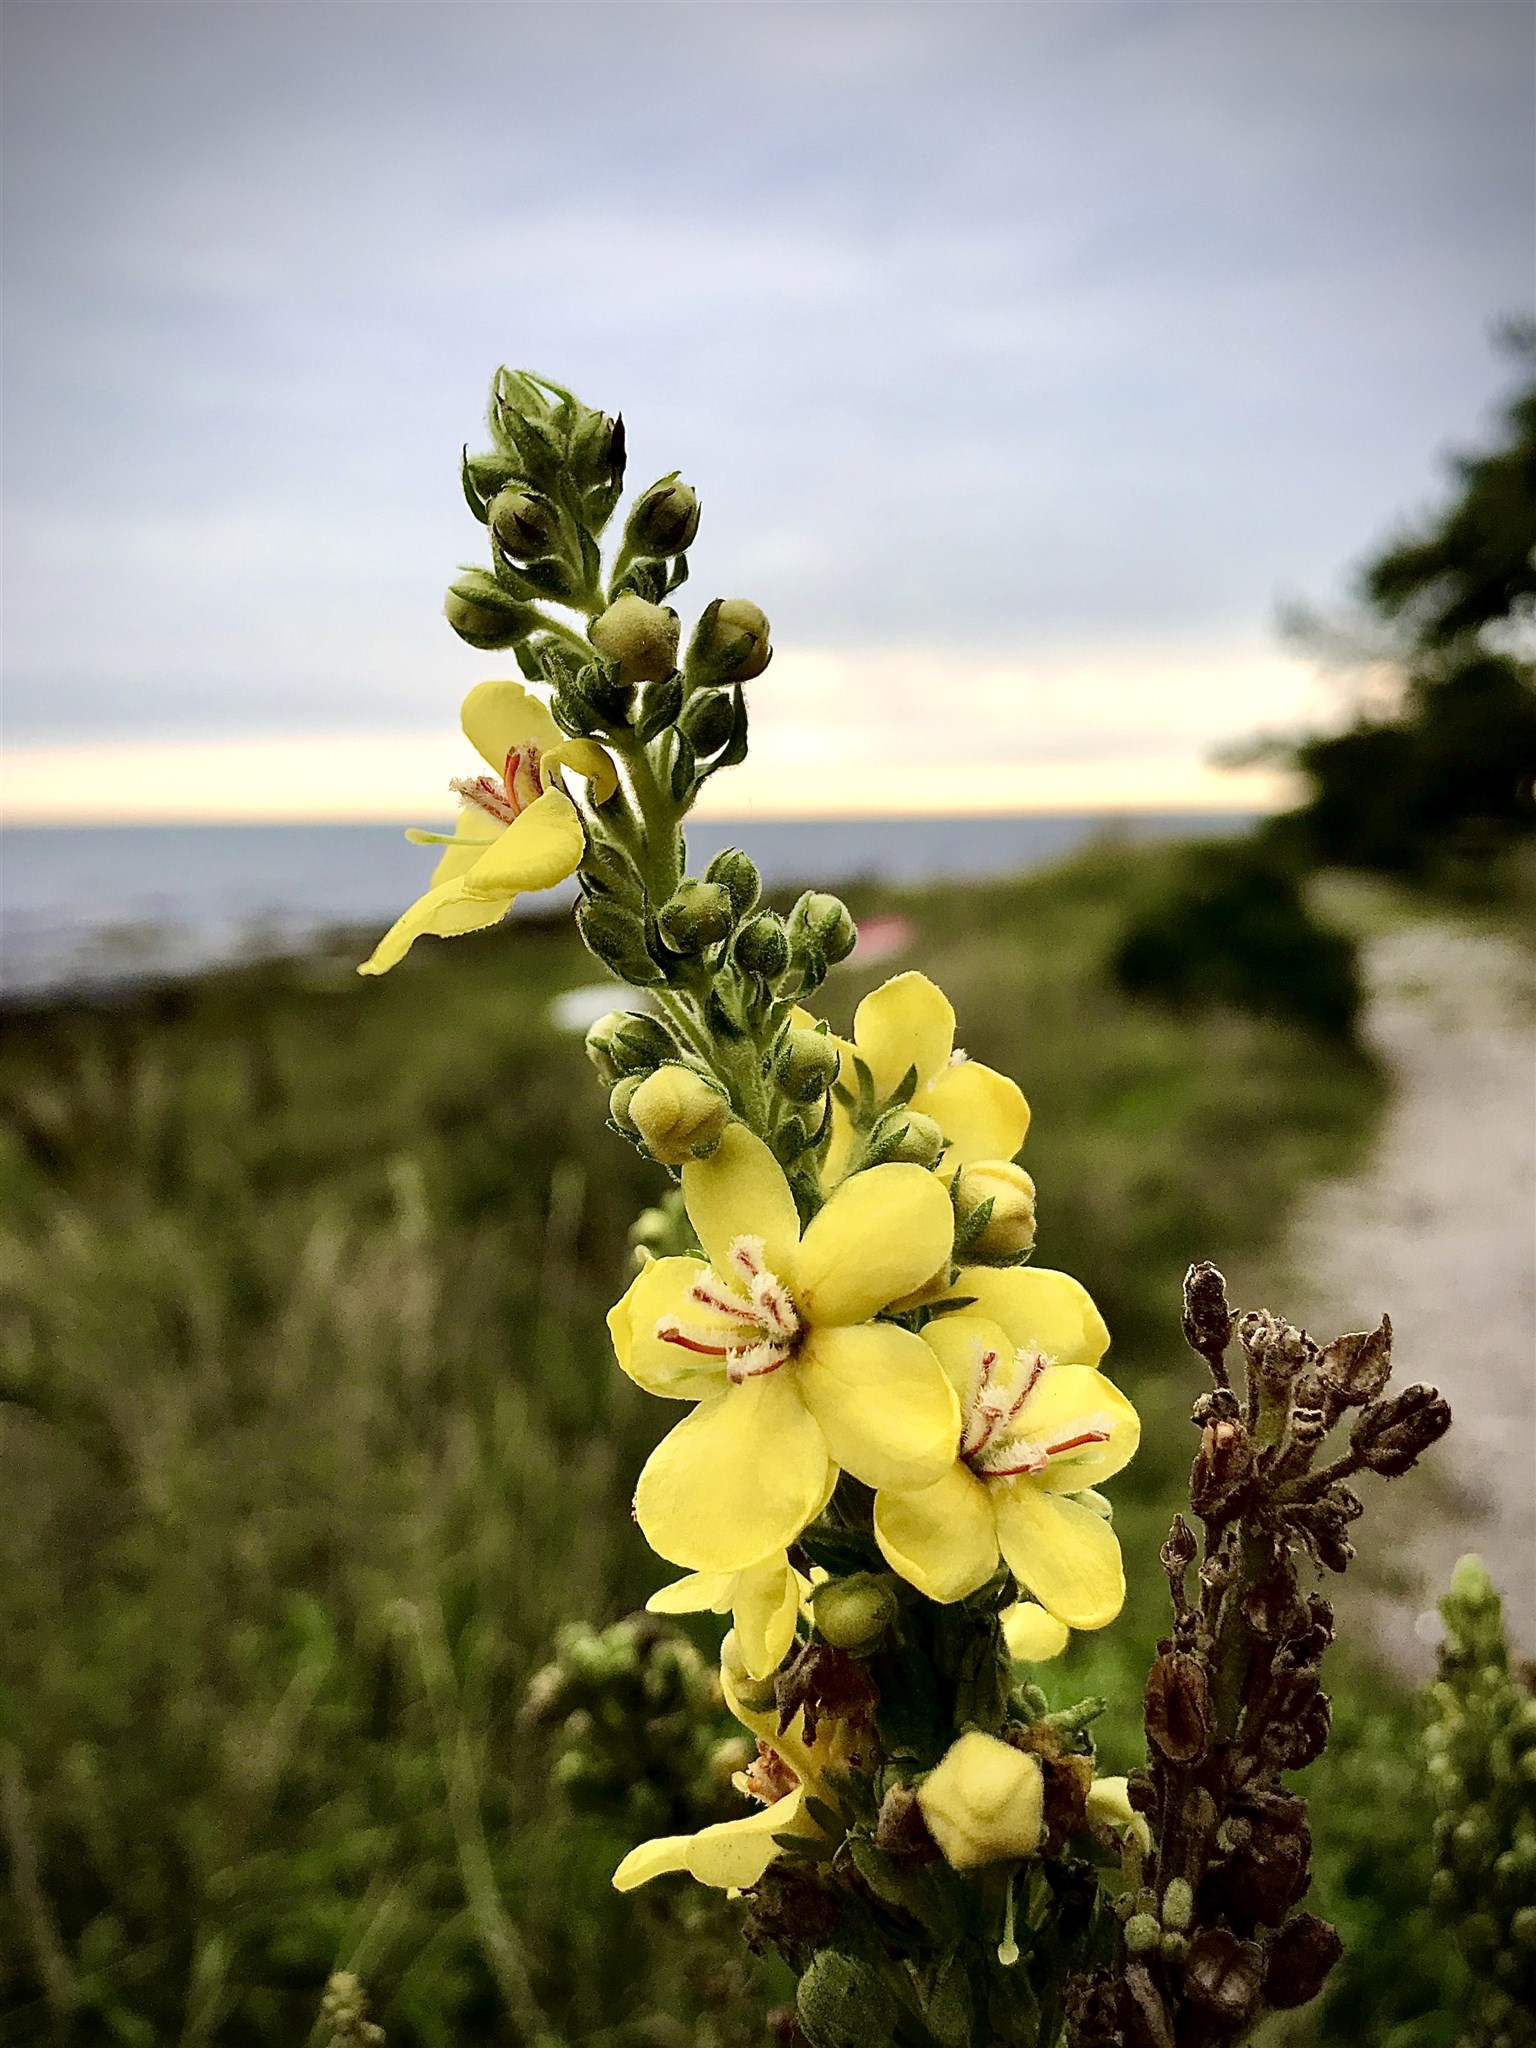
<box><xmin>1280</xmin><ymin>913</ymin><xmax>1535</xmax><ymax>1669</ymax></box>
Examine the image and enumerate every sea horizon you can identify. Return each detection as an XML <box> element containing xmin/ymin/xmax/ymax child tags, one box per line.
<box><xmin>0</xmin><ymin>811</ymin><xmax>1257</xmax><ymax>997</ymax></box>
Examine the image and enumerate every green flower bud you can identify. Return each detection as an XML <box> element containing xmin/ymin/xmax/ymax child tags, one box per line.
<box><xmin>776</xmin><ymin>1026</ymin><xmax>841</xmax><ymax>1103</ymax></box>
<box><xmin>679</xmin><ymin>688</ymin><xmax>738</xmax><ymax>757</ymax></box>
<box><xmin>576</xmin><ymin>899</ymin><xmax>661</xmax><ymax>984</ymax></box>
<box><xmin>627</xmin><ymin>1066</ymin><xmax>730</xmax><ymax>1165</ymax></box>
<box><xmin>568</xmin><ymin>407</ymin><xmax>626</xmax><ymax>498</ymax></box>
<box><xmin>797</xmin><ymin>1951</ymin><xmax>897</xmax><ymax>2048</ymax></box>
<box><xmin>626</xmin><ymin>474</ymin><xmax>700</xmax><ymax>556</ymax></box>
<box><xmin>788</xmin><ymin>891</ymin><xmax>858</xmax><ymax>966</ymax></box>
<box><xmin>584</xmin><ymin>1008</ymin><xmax>674</xmax><ymax>1082</ymax></box>
<box><xmin>875</xmin><ymin>1110</ymin><xmax>945</xmax><ymax>1168</ymax></box>
<box><xmin>733</xmin><ymin>911</ymin><xmax>791</xmax><ymax>979</ymax></box>
<box><xmin>609</xmin><ymin>1075</ymin><xmax>645</xmax><ymax>1132</ymax></box>
<box><xmin>1162</xmin><ymin>1878</ymin><xmax>1194</xmax><ymax>1931</ymax></box>
<box><xmin>687</xmin><ymin>597</ymin><xmax>773</xmax><ymax>685</ymax></box>
<box><xmin>1124</xmin><ymin>1914</ymin><xmax>1162</xmax><ymax>1956</ymax></box>
<box><xmin>444</xmin><ymin>571</ymin><xmax>538</xmax><ymax>650</ymax></box>
<box><xmin>590</xmin><ymin>594</ymin><xmax>681</xmax><ymax>686</ymax></box>
<box><xmin>705</xmin><ymin>846</ymin><xmax>762</xmax><ymax>919</ymax></box>
<box><xmin>813</xmin><ymin>1573</ymin><xmax>897</xmax><ymax>1652</ymax></box>
<box><xmin>487</xmin><ymin>485</ymin><xmax>562</xmax><ymax>560</ymax></box>
<box><xmin>955</xmin><ymin>1160</ymin><xmax>1037</xmax><ymax>1260</ymax></box>
<box><xmin>657</xmin><ymin>880</ymin><xmax>734</xmax><ymax>954</ymax></box>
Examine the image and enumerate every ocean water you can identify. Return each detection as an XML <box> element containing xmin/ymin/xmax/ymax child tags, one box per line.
<box><xmin>0</xmin><ymin>813</ymin><xmax>1254</xmax><ymax>996</ymax></box>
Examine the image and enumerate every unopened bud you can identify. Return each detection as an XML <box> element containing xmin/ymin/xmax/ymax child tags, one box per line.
<box><xmin>688</xmin><ymin>597</ymin><xmax>773</xmax><ymax>684</ymax></box>
<box><xmin>705</xmin><ymin>846</ymin><xmax>762</xmax><ymax>918</ymax></box>
<box><xmin>1350</xmin><ymin>1383</ymin><xmax>1452</xmax><ymax>1478</ymax></box>
<box><xmin>488</xmin><ymin>485</ymin><xmax>562</xmax><ymax>560</ymax></box>
<box><xmin>657</xmin><ymin>879</ymin><xmax>734</xmax><ymax>954</ymax></box>
<box><xmin>568</xmin><ymin>407</ymin><xmax>626</xmax><ymax>497</ymax></box>
<box><xmin>627</xmin><ymin>1066</ymin><xmax>730</xmax><ymax>1165</ymax></box>
<box><xmin>679</xmin><ymin>687</ymin><xmax>738</xmax><ymax>756</ymax></box>
<box><xmin>609</xmin><ymin>1075</ymin><xmax>644</xmax><ymax>1132</ymax></box>
<box><xmin>788</xmin><ymin>891</ymin><xmax>857</xmax><ymax>966</ymax></box>
<box><xmin>576</xmin><ymin>899</ymin><xmax>660</xmax><ymax>984</ymax></box>
<box><xmin>954</xmin><ymin>1160</ymin><xmax>1037</xmax><ymax>1260</ymax></box>
<box><xmin>1182</xmin><ymin>1261</ymin><xmax>1233</xmax><ymax>1361</ymax></box>
<box><xmin>626</xmin><ymin>474</ymin><xmax>700</xmax><ymax>556</ymax></box>
<box><xmin>734</xmin><ymin>911</ymin><xmax>791</xmax><ymax>979</ymax></box>
<box><xmin>590</xmin><ymin>594</ymin><xmax>681</xmax><ymax>686</ymax></box>
<box><xmin>1161</xmin><ymin>1878</ymin><xmax>1194</xmax><ymax>1931</ymax></box>
<box><xmin>917</xmin><ymin>1732</ymin><xmax>1044</xmax><ymax>1869</ymax></box>
<box><xmin>444</xmin><ymin>571</ymin><xmax>538</xmax><ymax>649</ymax></box>
<box><xmin>813</xmin><ymin>1573</ymin><xmax>897</xmax><ymax>1652</ymax></box>
<box><xmin>1124</xmin><ymin>1913</ymin><xmax>1161</xmax><ymax>1955</ymax></box>
<box><xmin>584</xmin><ymin>1008</ymin><xmax>671</xmax><ymax>1083</ymax></box>
<box><xmin>880</xmin><ymin>1111</ymin><xmax>945</xmax><ymax>1168</ymax></box>
<box><xmin>776</xmin><ymin>1027</ymin><xmax>841</xmax><ymax>1103</ymax></box>
<box><xmin>796</xmin><ymin>1951</ymin><xmax>895</xmax><ymax>2048</ymax></box>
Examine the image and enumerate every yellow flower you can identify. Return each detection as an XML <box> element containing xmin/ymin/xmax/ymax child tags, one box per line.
<box><xmin>612</xmin><ymin>1631</ymin><xmax>847</xmax><ymax>1894</ymax></box>
<box><xmin>917</xmin><ymin>1731</ymin><xmax>1044</xmax><ymax>1869</ymax></box>
<box><xmin>646</xmin><ymin>1552</ymin><xmax>806</xmax><ymax>1682</ymax></box>
<box><xmin>607</xmin><ymin>1124</ymin><xmax>960</xmax><ymax>1574</ymax></box>
<box><xmin>872</xmin><ymin>1266</ymin><xmax>1139</xmax><ymax>1629</ymax></box>
<box><xmin>822</xmin><ymin>972</ymin><xmax>1030</xmax><ymax>1178</ymax></box>
<box><xmin>358</xmin><ymin>680</ymin><xmax>615</xmax><ymax>975</ymax></box>
<box><xmin>1085</xmin><ymin>1774</ymin><xmax>1152</xmax><ymax>1855</ymax></box>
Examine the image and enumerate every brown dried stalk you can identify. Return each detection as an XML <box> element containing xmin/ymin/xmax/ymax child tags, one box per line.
<box><xmin>1067</xmin><ymin>1263</ymin><xmax>1451</xmax><ymax>2048</ymax></box>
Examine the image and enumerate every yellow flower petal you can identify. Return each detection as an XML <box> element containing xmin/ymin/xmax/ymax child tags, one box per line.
<box><xmin>853</xmin><ymin>972</ymin><xmax>954</xmax><ymax>1098</ymax></box>
<box><xmin>922</xmin><ymin>1060</ymin><xmax>1031</xmax><ymax>1167</ymax></box>
<box><xmin>612</xmin><ymin>1831</ymin><xmax>695</xmax><ymax>1891</ymax></box>
<box><xmin>356</xmin><ymin>876</ymin><xmax>507</xmax><ymax>975</ymax></box>
<box><xmin>918</xmin><ymin>1314</ymin><xmax>1017</xmax><ymax>1411</ymax></box>
<box><xmin>992</xmin><ymin>1483</ymin><xmax>1127</xmax><ymax>1631</ymax></box>
<box><xmin>682</xmin><ymin>1125</ymin><xmax>803</xmax><ymax>1283</ymax></box>
<box><xmin>685</xmin><ymin>1784</ymin><xmax>808</xmax><ymax>1889</ymax></box>
<box><xmin>791</xmin><ymin>1164</ymin><xmax>954</xmax><ymax>1327</ymax></box>
<box><xmin>460</xmin><ymin>678</ymin><xmax>562</xmax><ymax>771</ymax></box>
<box><xmin>458</xmin><ymin>788</ymin><xmax>585</xmax><ymax>899</ymax></box>
<box><xmin>873</xmin><ymin>1462</ymin><xmax>998</xmax><ymax>1602</ymax></box>
<box><xmin>734</xmin><ymin>1554</ymin><xmax>802</xmax><ymax>1680</ymax></box>
<box><xmin>607</xmin><ymin>1257</ymin><xmax>731</xmax><ymax>1401</ymax></box>
<box><xmin>822</xmin><ymin>1105</ymin><xmax>855</xmax><ymax>1186</ymax></box>
<box><xmin>797</xmin><ymin>1323</ymin><xmax>960</xmax><ymax>1492</ymax></box>
<box><xmin>1001</xmin><ymin>1603</ymin><xmax>1070</xmax><ymax>1662</ymax></box>
<box><xmin>918</xmin><ymin>1732</ymin><xmax>1044</xmax><ymax>1869</ymax></box>
<box><xmin>947</xmin><ymin>1267</ymin><xmax>1111</xmax><ymax>1369</ymax></box>
<box><xmin>646</xmin><ymin>1570</ymin><xmax>736</xmax><ymax>1616</ymax></box>
<box><xmin>1005</xmin><ymin>1363</ymin><xmax>1141</xmax><ymax>1494</ymax></box>
<box><xmin>543</xmin><ymin>737</ymin><xmax>619</xmax><ymax>804</ymax></box>
<box><xmin>634</xmin><ymin>1373</ymin><xmax>833</xmax><ymax>1572</ymax></box>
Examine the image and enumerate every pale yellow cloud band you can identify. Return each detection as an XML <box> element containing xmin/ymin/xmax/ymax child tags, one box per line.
<box><xmin>1</xmin><ymin>644</ymin><xmax>1307</xmax><ymax>825</ymax></box>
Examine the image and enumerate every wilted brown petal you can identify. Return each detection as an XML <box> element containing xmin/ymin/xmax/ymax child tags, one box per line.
<box><xmin>1145</xmin><ymin>1652</ymin><xmax>1213</xmax><ymax>1763</ymax></box>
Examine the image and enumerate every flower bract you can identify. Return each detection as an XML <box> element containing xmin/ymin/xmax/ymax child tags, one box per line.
<box><xmin>608</xmin><ymin>1125</ymin><xmax>959</xmax><ymax>1573</ymax></box>
<box><xmin>872</xmin><ymin>1267</ymin><xmax>1139</xmax><ymax>1628</ymax></box>
<box><xmin>358</xmin><ymin>680</ymin><xmax>615</xmax><ymax>975</ymax></box>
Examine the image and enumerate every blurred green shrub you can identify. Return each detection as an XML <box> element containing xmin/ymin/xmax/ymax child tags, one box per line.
<box><xmin>1109</xmin><ymin>841</ymin><xmax>1363</xmax><ymax>1039</ymax></box>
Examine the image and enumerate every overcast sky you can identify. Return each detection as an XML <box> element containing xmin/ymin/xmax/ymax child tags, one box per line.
<box><xmin>3</xmin><ymin>0</ymin><xmax>1533</xmax><ymax>818</ymax></box>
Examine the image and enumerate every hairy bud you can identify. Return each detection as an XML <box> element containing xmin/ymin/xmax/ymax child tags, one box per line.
<box><xmin>626</xmin><ymin>473</ymin><xmax>701</xmax><ymax>556</ymax></box>
<box><xmin>590</xmin><ymin>595</ymin><xmax>681</xmax><ymax>685</ymax></box>
<box><xmin>776</xmin><ymin>1027</ymin><xmax>841</xmax><ymax>1104</ymax></box>
<box><xmin>678</xmin><ymin>686</ymin><xmax>738</xmax><ymax>757</ymax></box>
<box><xmin>488</xmin><ymin>485</ymin><xmax>562</xmax><ymax>560</ymax></box>
<box><xmin>705</xmin><ymin>845</ymin><xmax>762</xmax><ymax>919</ymax></box>
<box><xmin>444</xmin><ymin>570</ymin><xmax>538</xmax><ymax>649</ymax></box>
<box><xmin>813</xmin><ymin>1573</ymin><xmax>898</xmax><ymax>1653</ymax></box>
<box><xmin>657</xmin><ymin>879</ymin><xmax>734</xmax><ymax>954</ymax></box>
<box><xmin>688</xmin><ymin>597</ymin><xmax>773</xmax><ymax>684</ymax></box>
<box><xmin>953</xmin><ymin>1159</ymin><xmax>1037</xmax><ymax>1260</ymax></box>
<box><xmin>1182</xmin><ymin>1261</ymin><xmax>1234</xmax><ymax>1364</ymax></box>
<box><xmin>627</xmin><ymin>1066</ymin><xmax>730</xmax><ymax>1165</ymax></box>
<box><xmin>576</xmin><ymin>898</ymin><xmax>661</xmax><ymax>984</ymax></box>
<box><xmin>584</xmin><ymin>1008</ymin><xmax>674</xmax><ymax>1082</ymax></box>
<box><xmin>788</xmin><ymin>892</ymin><xmax>858</xmax><ymax>966</ymax></box>
<box><xmin>879</xmin><ymin>1111</ymin><xmax>946</xmax><ymax>1169</ymax></box>
<box><xmin>734</xmin><ymin>911</ymin><xmax>792</xmax><ymax>979</ymax></box>
<box><xmin>796</xmin><ymin>1950</ymin><xmax>896</xmax><ymax>2048</ymax></box>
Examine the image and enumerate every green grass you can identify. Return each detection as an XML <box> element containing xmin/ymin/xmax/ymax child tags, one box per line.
<box><xmin>0</xmin><ymin>841</ymin><xmax>1421</xmax><ymax>2043</ymax></box>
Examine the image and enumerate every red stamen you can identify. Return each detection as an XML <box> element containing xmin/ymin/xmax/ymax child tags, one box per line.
<box><xmin>1046</xmin><ymin>1430</ymin><xmax>1111</xmax><ymax>1457</ymax></box>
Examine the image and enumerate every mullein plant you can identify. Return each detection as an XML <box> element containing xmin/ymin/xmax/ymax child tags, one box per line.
<box><xmin>360</xmin><ymin>371</ymin><xmax>1453</xmax><ymax>2047</ymax></box>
